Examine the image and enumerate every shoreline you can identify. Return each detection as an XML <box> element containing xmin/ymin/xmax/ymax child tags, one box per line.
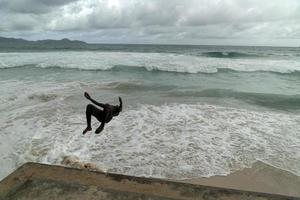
<box><xmin>180</xmin><ymin>161</ymin><xmax>300</xmax><ymax>197</ymax></box>
<box><xmin>59</xmin><ymin>156</ymin><xmax>300</xmax><ymax>197</ymax></box>
<box><xmin>1</xmin><ymin>162</ymin><xmax>299</xmax><ymax>200</ymax></box>
<box><xmin>1</xmin><ymin>158</ymin><xmax>299</xmax><ymax>198</ymax></box>
<box><xmin>52</xmin><ymin>156</ymin><xmax>300</xmax><ymax>197</ymax></box>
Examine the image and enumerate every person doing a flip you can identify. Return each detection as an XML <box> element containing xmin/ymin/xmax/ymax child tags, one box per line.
<box><xmin>82</xmin><ymin>92</ymin><xmax>122</xmax><ymax>135</ymax></box>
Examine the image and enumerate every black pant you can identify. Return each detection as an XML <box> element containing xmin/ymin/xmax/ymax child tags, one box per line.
<box><xmin>85</xmin><ymin>104</ymin><xmax>104</xmax><ymax>127</ymax></box>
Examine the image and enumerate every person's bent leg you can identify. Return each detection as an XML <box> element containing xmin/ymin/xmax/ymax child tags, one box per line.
<box><xmin>83</xmin><ymin>104</ymin><xmax>95</xmax><ymax>134</ymax></box>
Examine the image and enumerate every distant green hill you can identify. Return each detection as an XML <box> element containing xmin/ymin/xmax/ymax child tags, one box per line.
<box><xmin>0</xmin><ymin>37</ymin><xmax>90</xmax><ymax>50</ymax></box>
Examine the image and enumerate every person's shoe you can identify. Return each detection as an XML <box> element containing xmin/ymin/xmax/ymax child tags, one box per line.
<box><xmin>95</xmin><ymin>126</ymin><xmax>103</xmax><ymax>134</ymax></box>
<box><xmin>82</xmin><ymin>126</ymin><xmax>92</xmax><ymax>135</ymax></box>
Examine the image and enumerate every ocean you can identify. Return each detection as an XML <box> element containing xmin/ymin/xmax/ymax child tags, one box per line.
<box><xmin>0</xmin><ymin>45</ymin><xmax>299</xmax><ymax>180</ymax></box>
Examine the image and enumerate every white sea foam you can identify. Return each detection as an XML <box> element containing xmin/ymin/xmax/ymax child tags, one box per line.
<box><xmin>1</xmin><ymin>89</ymin><xmax>299</xmax><ymax>180</ymax></box>
<box><xmin>0</xmin><ymin>48</ymin><xmax>299</xmax><ymax>180</ymax></box>
<box><xmin>0</xmin><ymin>51</ymin><xmax>300</xmax><ymax>73</ymax></box>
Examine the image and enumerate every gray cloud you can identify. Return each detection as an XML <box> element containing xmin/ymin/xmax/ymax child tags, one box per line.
<box><xmin>0</xmin><ymin>0</ymin><xmax>79</xmax><ymax>14</ymax></box>
<box><xmin>0</xmin><ymin>0</ymin><xmax>300</xmax><ymax>46</ymax></box>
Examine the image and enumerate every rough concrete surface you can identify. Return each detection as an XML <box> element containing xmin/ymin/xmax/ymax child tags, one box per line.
<box><xmin>0</xmin><ymin>163</ymin><xmax>299</xmax><ymax>200</ymax></box>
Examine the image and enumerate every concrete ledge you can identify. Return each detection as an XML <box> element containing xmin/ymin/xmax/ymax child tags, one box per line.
<box><xmin>0</xmin><ymin>162</ymin><xmax>299</xmax><ymax>200</ymax></box>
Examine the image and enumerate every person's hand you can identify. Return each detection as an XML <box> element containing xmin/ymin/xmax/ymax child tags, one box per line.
<box><xmin>84</xmin><ymin>92</ymin><xmax>91</xmax><ymax>100</ymax></box>
<box><xmin>118</xmin><ymin>96</ymin><xmax>122</xmax><ymax>112</ymax></box>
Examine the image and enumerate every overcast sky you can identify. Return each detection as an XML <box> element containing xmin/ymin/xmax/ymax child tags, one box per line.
<box><xmin>0</xmin><ymin>0</ymin><xmax>300</xmax><ymax>46</ymax></box>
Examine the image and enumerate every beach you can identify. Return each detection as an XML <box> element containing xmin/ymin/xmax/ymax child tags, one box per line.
<box><xmin>1</xmin><ymin>162</ymin><xmax>299</xmax><ymax>199</ymax></box>
<box><xmin>184</xmin><ymin>161</ymin><xmax>300</xmax><ymax>197</ymax></box>
<box><xmin>57</xmin><ymin>157</ymin><xmax>300</xmax><ymax>197</ymax></box>
<box><xmin>0</xmin><ymin>45</ymin><xmax>299</xmax><ymax>194</ymax></box>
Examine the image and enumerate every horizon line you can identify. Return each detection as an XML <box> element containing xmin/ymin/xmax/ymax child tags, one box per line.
<box><xmin>0</xmin><ymin>35</ymin><xmax>299</xmax><ymax>48</ymax></box>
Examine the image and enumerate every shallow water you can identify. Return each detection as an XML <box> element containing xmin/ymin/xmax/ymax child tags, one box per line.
<box><xmin>0</xmin><ymin>45</ymin><xmax>300</xmax><ymax>180</ymax></box>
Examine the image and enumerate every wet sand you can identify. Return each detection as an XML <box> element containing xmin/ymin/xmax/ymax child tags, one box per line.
<box><xmin>59</xmin><ymin>158</ymin><xmax>300</xmax><ymax>197</ymax></box>
<box><xmin>182</xmin><ymin>161</ymin><xmax>300</xmax><ymax>197</ymax></box>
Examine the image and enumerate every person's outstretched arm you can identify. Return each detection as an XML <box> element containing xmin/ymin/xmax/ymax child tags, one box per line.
<box><xmin>84</xmin><ymin>92</ymin><xmax>105</xmax><ymax>108</ymax></box>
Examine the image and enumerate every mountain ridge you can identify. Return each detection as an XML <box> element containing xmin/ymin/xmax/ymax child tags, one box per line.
<box><xmin>0</xmin><ymin>36</ymin><xmax>89</xmax><ymax>50</ymax></box>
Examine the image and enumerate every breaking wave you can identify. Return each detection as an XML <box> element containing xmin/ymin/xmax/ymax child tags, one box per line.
<box><xmin>202</xmin><ymin>51</ymin><xmax>261</xmax><ymax>58</ymax></box>
<box><xmin>167</xmin><ymin>89</ymin><xmax>300</xmax><ymax>110</ymax></box>
<box><xmin>0</xmin><ymin>51</ymin><xmax>300</xmax><ymax>74</ymax></box>
<box><xmin>8</xmin><ymin>103</ymin><xmax>300</xmax><ymax>179</ymax></box>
